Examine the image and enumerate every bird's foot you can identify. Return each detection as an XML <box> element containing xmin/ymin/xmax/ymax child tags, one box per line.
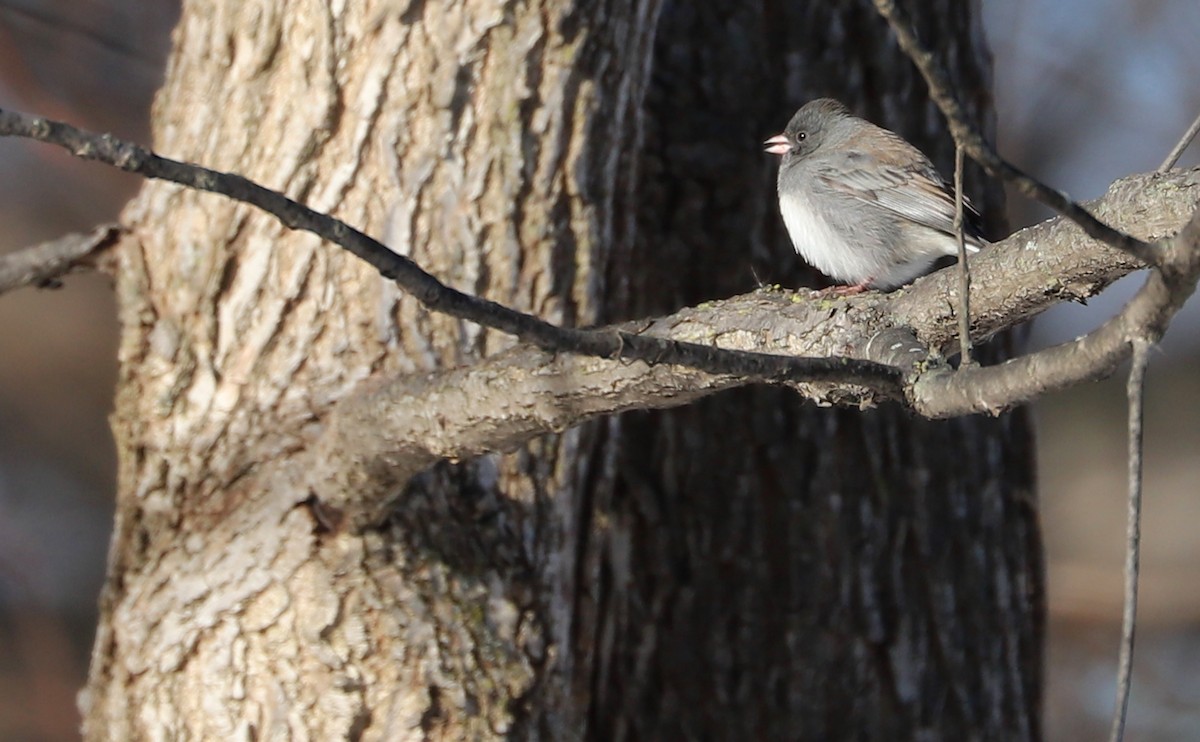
<box><xmin>817</xmin><ymin>282</ymin><xmax>872</xmax><ymax>297</ymax></box>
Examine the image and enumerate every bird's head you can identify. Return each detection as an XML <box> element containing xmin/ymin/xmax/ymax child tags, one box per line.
<box><xmin>764</xmin><ymin>98</ymin><xmax>852</xmax><ymax>160</ymax></box>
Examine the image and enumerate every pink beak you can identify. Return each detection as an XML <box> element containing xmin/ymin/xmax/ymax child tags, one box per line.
<box><xmin>764</xmin><ymin>134</ymin><xmax>791</xmax><ymax>155</ymax></box>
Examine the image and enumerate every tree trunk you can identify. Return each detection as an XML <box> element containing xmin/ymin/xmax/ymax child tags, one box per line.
<box><xmin>81</xmin><ymin>0</ymin><xmax>1043</xmax><ymax>740</ymax></box>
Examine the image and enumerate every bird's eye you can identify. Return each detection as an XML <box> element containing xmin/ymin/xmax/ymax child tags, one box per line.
<box><xmin>797</xmin><ymin>132</ymin><xmax>807</xmax><ymax>141</ymax></box>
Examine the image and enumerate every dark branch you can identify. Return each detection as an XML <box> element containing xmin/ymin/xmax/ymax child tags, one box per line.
<box><xmin>0</xmin><ymin>107</ymin><xmax>903</xmax><ymax>397</ymax></box>
<box><xmin>871</xmin><ymin>0</ymin><xmax>1157</xmax><ymax>266</ymax></box>
<box><xmin>2</xmin><ymin>107</ymin><xmax>1198</xmax><ymax>427</ymax></box>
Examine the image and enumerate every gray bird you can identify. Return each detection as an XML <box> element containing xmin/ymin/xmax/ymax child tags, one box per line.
<box><xmin>764</xmin><ymin>98</ymin><xmax>984</xmax><ymax>293</ymax></box>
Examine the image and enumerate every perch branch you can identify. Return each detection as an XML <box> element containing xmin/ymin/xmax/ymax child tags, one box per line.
<box><xmin>311</xmin><ymin>178</ymin><xmax>1200</xmax><ymax>517</ymax></box>
<box><xmin>908</xmin><ymin>206</ymin><xmax>1200</xmax><ymax>418</ymax></box>
<box><xmin>1</xmin><ymin>108</ymin><xmax>1198</xmax><ymax>461</ymax></box>
<box><xmin>0</xmin><ymin>107</ymin><xmax>902</xmax><ymax>396</ymax></box>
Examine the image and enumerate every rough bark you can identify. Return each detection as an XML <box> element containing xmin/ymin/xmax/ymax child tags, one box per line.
<box><xmin>584</xmin><ymin>3</ymin><xmax>1042</xmax><ymax>739</ymax></box>
<box><xmin>81</xmin><ymin>1</ymin><xmax>1044</xmax><ymax>740</ymax></box>
<box><xmin>85</xmin><ymin>0</ymin><xmax>662</xmax><ymax>737</ymax></box>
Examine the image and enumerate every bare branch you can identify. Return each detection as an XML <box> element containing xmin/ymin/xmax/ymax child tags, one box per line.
<box><xmin>305</xmin><ymin>291</ymin><xmax>928</xmax><ymax>521</ymax></box>
<box><xmin>1</xmin><ymin>106</ymin><xmax>1198</xmax><ymax>438</ymax></box>
<box><xmin>1159</xmin><ymin>107</ymin><xmax>1200</xmax><ymax>172</ymax></box>
<box><xmin>0</xmin><ymin>106</ymin><xmax>901</xmax><ymax>395</ymax></box>
<box><xmin>0</xmin><ymin>223</ymin><xmax>121</xmax><ymax>294</ymax></box>
<box><xmin>953</xmin><ymin>144</ymin><xmax>973</xmax><ymax>365</ymax></box>
<box><xmin>871</xmin><ymin>0</ymin><xmax>1157</xmax><ymax>266</ymax></box>
<box><xmin>1109</xmin><ymin>338</ymin><xmax>1150</xmax><ymax>742</ymax></box>
<box><xmin>909</xmin><ymin>207</ymin><xmax>1200</xmax><ymax>418</ymax></box>
<box><xmin>307</xmin><ymin>172</ymin><xmax>1200</xmax><ymax>519</ymax></box>
<box><xmin>309</xmin><ymin>313</ymin><xmax>756</xmax><ymax>518</ymax></box>
<box><xmin>895</xmin><ymin>170</ymin><xmax>1199</xmax><ymax>352</ymax></box>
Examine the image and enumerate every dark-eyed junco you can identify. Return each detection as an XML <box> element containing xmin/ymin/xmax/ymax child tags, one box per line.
<box><xmin>764</xmin><ymin>98</ymin><xmax>985</xmax><ymax>293</ymax></box>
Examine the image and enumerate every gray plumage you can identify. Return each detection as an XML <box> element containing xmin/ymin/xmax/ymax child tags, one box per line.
<box><xmin>765</xmin><ymin>99</ymin><xmax>984</xmax><ymax>292</ymax></box>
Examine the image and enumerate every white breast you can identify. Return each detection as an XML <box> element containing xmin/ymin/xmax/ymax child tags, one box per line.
<box><xmin>779</xmin><ymin>192</ymin><xmax>880</xmax><ymax>285</ymax></box>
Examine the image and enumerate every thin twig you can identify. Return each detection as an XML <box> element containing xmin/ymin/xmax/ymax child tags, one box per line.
<box><xmin>0</xmin><ymin>223</ymin><xmax>122</xmax><ymax>295</ymax></box>
<box><xmin>0</xmin><ymin>106</ymin><xmax>904</xmax><ymax>396</ymax></box>
<box><xmin>952</xmin><ymin>144</ymin><xmax>973</xmax><ymax>366</ymax></box>
<box><xmin>871</xmin><ymin>0</ymin><xmax>1157</xmax><ymax>267</ymax></box>
<box><xmin>1158</xmin><ymin>108</ymin><xmax>1200</xmax><ymax>172</ymax></box>
<box><xmin>1109</xmin><ymin>338</ymin><xmax>1151</xmax><ymax>742</ymax></box>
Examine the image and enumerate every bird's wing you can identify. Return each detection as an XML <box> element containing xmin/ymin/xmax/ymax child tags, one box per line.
<box><xmin>813</xmin><ymin>147</ymin><xmax>985</xmax><ymax>245</ymax></box>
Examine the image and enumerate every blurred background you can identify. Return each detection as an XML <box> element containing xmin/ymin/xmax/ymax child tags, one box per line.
<box><xmin>987</xmin><ymin>3</ymin><xmax>1200</xmax><ymax>740</ymax></box>
<box><xmin>0</xmin><ymin>0</ymin><xmax>1197</xmax><ymax>739</ymax></box>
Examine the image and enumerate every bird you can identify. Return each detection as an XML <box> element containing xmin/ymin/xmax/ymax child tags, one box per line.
<box><xmin>764</xmin><ymin>98</ymin><xmax>985</xmax><ymax>293</ymax></box>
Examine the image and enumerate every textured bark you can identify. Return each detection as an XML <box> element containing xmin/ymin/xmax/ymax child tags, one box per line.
<box><xmin>81</xmin><ymin>0</ymin><xmax>1044</xmax><ymax>740</ymax></box>
<box><xmin>85</xmin><ymin>0</ymin><xmax>662</xmax><ymax>738</ymax></box>
<box><xmin>590</xmin><ymin>2</ymin><xmax>1042</xmax><ymax>740</ymax></box>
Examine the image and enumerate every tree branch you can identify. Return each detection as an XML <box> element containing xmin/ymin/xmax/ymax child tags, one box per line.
<box><xmin>1109</xmin><ymin>338</ymin><xmax>1150</xmax><ymax>742</ymax></box>
<box><xmin>305</xmin><ymin>293</ymin><xmax>930</xmax><ymax>521</ymax></box>
<box><xmin>909</xmin><ymin>206</ymin><xmax>1200</xmax><ymax>418</ymax></box>
<box><xmin>894</xmin><ymin>170</ymin><xmax>1199</xmax><ymax>350</ymax></box>
<box><xmin>0</xmin><ymin>106</ymin><xmax>902</xmax><ymax>395</ymax></box>
<box><xmin>2</xmin><ymin>106</ymin><xmax>1198</xmax><ymax>505</ymax></box>
<box><xmin>306</xmin><ymin>173</ymin><xmax>1200</xmax><ymax>520</ymax></box>
<box><xmin>0</xmin><ymin>224</ymin><xmax>122</xmax><ymax>294</ymax></box>
<box><xmin>871</xmin><ymin>0</ymin><xmax>1157</xmax><ymax>266</ymax></box>
<box><xmin>1159</xmin><ymin>107</ymin><xmax>1200</xmax><ymax>172</ymax></box>
<box><xmin>952</xmin><ymin>144</ymin><xmax>973</xmax><ymax>365</ymax></box>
